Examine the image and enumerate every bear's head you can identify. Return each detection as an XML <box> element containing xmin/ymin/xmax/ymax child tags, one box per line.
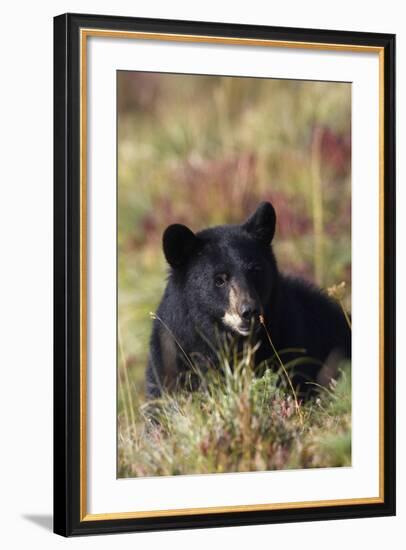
<box><xmin>162</xmin><ymin>202</ymin><xmax>277</xmax><ymax>337</ymax></box>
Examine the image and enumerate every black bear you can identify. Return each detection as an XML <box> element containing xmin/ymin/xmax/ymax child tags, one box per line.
<box><xmin>146</xmin><ymin>202</ymin><xmax>351</xmax><ymax>398</ymax></box>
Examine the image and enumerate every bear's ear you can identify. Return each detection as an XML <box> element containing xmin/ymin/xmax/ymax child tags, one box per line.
<box><xmin>242</xmin><ymin>202</ymin><xmax>276</xmax><ymax>244</ymax></box>
<box><xmin>163</xmin><ymin>224</ymin><xmax>199</xmax><ymax>267</ymax></box>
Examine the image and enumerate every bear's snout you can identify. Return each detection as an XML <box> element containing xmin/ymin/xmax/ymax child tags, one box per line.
<box><xmin>221</xmin><ymin>282</ymin><xmax>260</xmax><ymax>336</ymax></box>
<box><xmin>239</xmin><ymin>302</ymin><xmax>259</xmax><ymax>323</ymax></box>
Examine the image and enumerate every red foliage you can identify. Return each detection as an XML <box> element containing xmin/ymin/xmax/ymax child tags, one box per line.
<box><xmin>319</xmin><ymin>127</ymin><xmax>351</xmax><ymax>176</ymax></box>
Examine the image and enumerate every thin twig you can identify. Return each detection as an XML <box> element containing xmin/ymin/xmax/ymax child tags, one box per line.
<box><xmin>259</xmin><ymin>315</ymin><xmax>304</xmax><ymax>427</ymax></box>
<box><xmin>326</xmin><ymin>282</ymin><xmax>352</xmax><ymax>331</ymax></box>
<box><xmin>339</xmin><ymin>299</ymin><xmax>352</xmax><ymax>331</ymax></box>
<box><xmin>150</xmin><ymin>312</ymin><xmax>195</xmax><ymax>371</ymax></box>
<box><xmin>311</xmin><ymin>125</ymin><xmax>324</xmax><ymax>286</ymax></box>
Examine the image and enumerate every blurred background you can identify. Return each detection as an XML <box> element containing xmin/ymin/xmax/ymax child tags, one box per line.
<box><xmin>117</xmin><ymin>71</ymin><xmax>351</xmax><ymax>399</ymax></box>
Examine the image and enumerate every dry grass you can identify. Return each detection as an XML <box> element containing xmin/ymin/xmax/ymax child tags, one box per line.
<box><xmin>118</xmin><ymin>335</ymin><xmax>351</xmax><ymax>477</ymax></box>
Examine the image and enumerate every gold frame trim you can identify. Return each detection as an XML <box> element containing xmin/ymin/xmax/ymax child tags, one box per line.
<box><xmin>79</xmin><ymin>28</ymin><xmax>385</xmax><ymax>522</ymax></box>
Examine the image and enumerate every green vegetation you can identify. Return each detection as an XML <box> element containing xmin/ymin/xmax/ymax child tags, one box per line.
<box><xmin>118</xmin><ymin>335</ymin><xmax>351</xmax><ymax>477</ymax></box>
<box><xmin>117</xmin><ymin>73</ymin><xmax>351</xmax><ymax>476</ymax></box>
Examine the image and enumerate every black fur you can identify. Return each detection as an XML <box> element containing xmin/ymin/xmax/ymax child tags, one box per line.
<box><xmin>146</xmin><ymin>202</ymin><xmax>351</xmax><ymax>398</ymax></box>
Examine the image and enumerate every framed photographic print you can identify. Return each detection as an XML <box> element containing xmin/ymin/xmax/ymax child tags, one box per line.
<box><xmin>53</xmin><ymin>13</ymin><xmax>396</xmax><ymax>536</ymax></box>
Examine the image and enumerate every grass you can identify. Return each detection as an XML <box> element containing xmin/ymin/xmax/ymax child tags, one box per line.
<box><xmin>118</xmin><ymin>334</ymin><xmax>351</xmax><ymax>477</ymax></box>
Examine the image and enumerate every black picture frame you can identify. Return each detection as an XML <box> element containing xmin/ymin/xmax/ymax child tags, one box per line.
<box><xmin>54</xmin><ymin>12</ymin><xmax>396</xmax><ymax>537</ymax></box>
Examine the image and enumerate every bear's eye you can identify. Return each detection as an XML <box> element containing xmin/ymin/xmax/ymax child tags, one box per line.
<box><xmin>214</xmin><ymin>273</ymin><xmax>228</xmax><ymax>287</ymax></box>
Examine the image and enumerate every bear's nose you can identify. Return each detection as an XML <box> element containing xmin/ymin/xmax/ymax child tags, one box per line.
<box><xmin>239</xmin><ymin>303</ymin><xmax>258</xmax><ymax>322</ymax></box>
